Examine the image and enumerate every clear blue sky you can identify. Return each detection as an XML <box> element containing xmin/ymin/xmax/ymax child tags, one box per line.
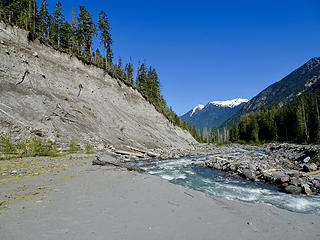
<box><xmin>42</xmin><ymin>0</ymin><xmax>320</xmax><ymax>115</ymax></box>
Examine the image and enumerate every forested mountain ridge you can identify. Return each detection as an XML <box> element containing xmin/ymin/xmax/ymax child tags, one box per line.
<box><xmin>223</xmin><ymin>57</ymin><xmax>320</xmax><ymax>128</ymax></box>
<box><xmin>243</xmin><ymin>57</ymin><xmax>320</xmax><ymax>112</ymax></box>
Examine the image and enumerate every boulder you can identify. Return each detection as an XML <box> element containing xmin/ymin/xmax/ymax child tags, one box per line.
<box><xmin>289</xmin><ymin>177</ymin><xmax>302</xmax><ymax>186</ymax></box>
<box><xmin>279</xmin><ymin>175</ymin><xmax>290</xmax><ymax>183</ymax></box>
<box><xmin>303</xmin><ymin>163</ymin><xmax>318</xmax><ymax>172</ymax></box>
<box><xmin>302</xmin><ymin>156</ymin><xmax>311</xmax><ymax>163</ymax></box>
<box><xmin>263</xmin><ymin>173</ymin><xmax>275</xmax><ymax>183</ymax></box>
<box><xmin>242</xmin><ymin>169</ymin><xmax>257</xmax><ymax>181</ymax></box>
<box><xmin>301</xmin><ymin>184</ymin><xmax>312</xmax><ymax>195</ymax></box>
<box><xmin>284</xmin><ymin>185</ymin><xmax>302</xmax><ymax>194</ymax></box>
<box><xmin>288</xmin><ymin>172</ymin><xmax>301</xmax><ymax>178</ymax></box>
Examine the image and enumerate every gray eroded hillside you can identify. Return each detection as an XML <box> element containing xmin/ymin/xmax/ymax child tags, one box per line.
<box><xmin>0</xmin><ymin>22</ymin><xmax>196</xmax><ymax>150</ymax></box>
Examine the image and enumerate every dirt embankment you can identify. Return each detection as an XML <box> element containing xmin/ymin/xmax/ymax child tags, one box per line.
<box><xmin>0</xmin><ymin>22</ymin><xmax>196</xmax><ymax>151</ymax></box>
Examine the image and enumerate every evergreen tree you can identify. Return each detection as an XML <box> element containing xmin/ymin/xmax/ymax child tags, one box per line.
<box><xmin>210</xmin><ymin>126</ymin><xmax>219</xmax><ymax>143</ymax></box>
<box><xmin>39</xmin><ymin>0</ymin><xmax>49</xmax><ymax>39</ymax></box>
<box><xmin>0</xmin><ymin>0</ymin><xmax>37</xmax><ymax>31</ymax></box>
<box><xmin>229</xmin><ymin>124</ymin><xmax>239</xmax><ymax>142</ymax></box>
<box><xmin>314</xmin><ymin>95</ymin><xmax>320</xmax><ymax>143</ymax></box>
<box><xmin>98</xmin><ymin>10</ymin><xmax>112</xmax><ymax>66</ymax></box>
<box><xmin>52</xmin><ymin>0</ymin><xmax>64</xmax><ymax>46</ymax></box>
<box><xmin>146</xmin><ymin>66</ymin><xmax>161</xmax><ymax>105</ymax></box>
<box><xmin>136</xmin><ymin>63</ymin><xmax>147</xmax><ymax>92</ymax></box>
<box><xmin>125</xmin><ymin>59</ymin><xmax>133</xmax><ymax>84</ymax></box>
<box><xmin>94</xmin><ymin>48</ymin><xmax>104</xmax><ymax>67</ymax></box>
<box><xmin>76</xmin><ymin>6</ymin><xmax>96</xmax><ymax>59</ymax></box>
<box><xmin>249</xmin><ymin>116</ymin><xmax>259</xmax><ymax>142</ymax></box>
<box><xmin>69</xmin><ymin>7</ymin><xmax>78</xmax><ymax>54</ymax></box>
<box><xmin>60</xmin><ymin>21</ymin><xmax>72</xmax><ymax>50</ymax></box>
<box><xmin>116</xmin><ymin>56</ymin><xmax>125</xmax><ymax>79</ymax></box>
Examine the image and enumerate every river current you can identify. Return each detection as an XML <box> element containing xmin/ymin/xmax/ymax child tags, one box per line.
<box><xmin>130</xmin><ymin>150</ymin><xmax>320</xmax><ymax>215</ymax></box>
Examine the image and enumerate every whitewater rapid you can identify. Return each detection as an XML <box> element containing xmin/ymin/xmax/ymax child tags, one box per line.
<box><xmin>131</xmin><ymin>154</ymin><xmax>320</xmax><ymax>215</ymax></box>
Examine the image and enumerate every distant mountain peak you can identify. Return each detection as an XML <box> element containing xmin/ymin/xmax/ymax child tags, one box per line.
<box><xmin>209</xmin><ymin>98</ymin><xmax>249</xmax><ymax>108</ymax></box>
<box><xmin>190</xmin><ymin>104</ymin><xmax>205</xmax><ymax>116</ymax></box>
<box><xmin>181</xmin><ymin>97</ymin><xmax>248</xmax><ymax>131</ymax></box>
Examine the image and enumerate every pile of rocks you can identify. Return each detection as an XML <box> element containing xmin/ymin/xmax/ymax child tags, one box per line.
<box><xmin>194</xmin><ymin>143</ymin><xmax>320</xmax><ymax>195</ymax></box>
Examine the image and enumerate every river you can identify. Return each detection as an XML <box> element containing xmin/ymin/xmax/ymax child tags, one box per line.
<box><xmin>130</xmin><ymin>151</ymin><xmax>320</xmax><ymax>215</ymax></box>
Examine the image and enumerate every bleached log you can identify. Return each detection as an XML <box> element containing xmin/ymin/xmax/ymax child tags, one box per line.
<box><xmin>126</xmin><ymin>146</ymin><xmax>160</xmax><ymax>158</ymax></box>
<box><xmin>301</xmin><ymin>170</ymin><xmax>320</xmax><ymax>177</ymax></box>
<box><xmin>92</xmin><ymin>158</ymin><xmax>145</xmax><ymax>173</ymax></box>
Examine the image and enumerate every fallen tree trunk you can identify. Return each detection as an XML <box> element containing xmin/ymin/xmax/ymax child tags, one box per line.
<box><xmin>92</xmin><ymin>158</ymin><xmax>145</xmax><ymax>173</ymax></box>
<box><xmin>257</xmin><ymin>168</ymin><xmax>282</xmax><ymax>178</ymax></box>
<box><xmin>301</xmin><ymin>170</ymin><xmax>320</xmax><ymax>177</ymax></box>
<box><xmin>113</xmin><ymin>149</ymin><xmax>145</xmax><ymax>158</ymax></box>
<box><xmin>126</xmin><ymin>146</ymin><xmax>160</xmax><ymax>158</ymax></box>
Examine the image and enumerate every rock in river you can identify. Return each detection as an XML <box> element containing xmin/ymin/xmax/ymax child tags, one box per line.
<box><xmin>284</xmin><ymin>185</ymin><xmax>302</xmax><ymax>194</ymax></box>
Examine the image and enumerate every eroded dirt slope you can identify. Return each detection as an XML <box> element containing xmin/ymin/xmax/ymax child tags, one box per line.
<box><xmin>0</xmin><ymin>22</ymin><xmax>196</xmax><ymax>150</ymax></box>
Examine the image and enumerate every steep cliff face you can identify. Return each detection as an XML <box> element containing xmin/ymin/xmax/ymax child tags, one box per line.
<box><xmin>0</xmin><ymin>22</ymin><xmax>196</xmax><ymax>150</ymax></box>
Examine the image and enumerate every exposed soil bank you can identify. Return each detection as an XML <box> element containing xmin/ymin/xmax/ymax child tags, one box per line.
<box><xmin>0</xmin><ymin>22</ymin><xmax>195</xmax><ymax>151</ymax></box>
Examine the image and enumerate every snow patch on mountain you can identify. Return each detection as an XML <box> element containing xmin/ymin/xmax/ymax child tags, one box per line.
<box><xmin>209</xmin><ymin>98</ymin><xmax>249</xmax><ymax>108</ymax></box>
<box><xmin>190</xmin><ymin>104</ymin><xmax>204</xmax><ymax>116</ymax></box>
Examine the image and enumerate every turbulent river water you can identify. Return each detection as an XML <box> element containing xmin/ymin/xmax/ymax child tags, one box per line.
<box><xmin>131</xmin><ymin>150</ymin><xmax>320</xmax><ymax>215</ymax></box>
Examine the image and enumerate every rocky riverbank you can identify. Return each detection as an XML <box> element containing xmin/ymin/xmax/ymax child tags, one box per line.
<box><xmin>93</xmin><ymin>142</ymin><xmax>320</xmax><ymax>195</ymax></box>
<box><xmin>192</xmin><ymin>143</ymin><xmax>320</xmax><ymax>195</ymax></box>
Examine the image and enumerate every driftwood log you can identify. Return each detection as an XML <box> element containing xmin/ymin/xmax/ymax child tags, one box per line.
<box><xmin>113</xmin><ymin>149</ymin><xmax>145</xmax><ymax>158</ymax></box>
<box><xmin>301</xmin><ymin>170</ymin><xmax>320</xmax><ymax>177</ymax></box>
<box><xmin>126</xmin><ymin>146</ymin><xmax>160</xmax><ymax>158</ymax></box>
<box><xmin>92</xmin><ymin>158</ymin><xmax>145</xmax><ymax>173</ymax></box>
<box><xmin>257</xmin><ymin>168</ymin><xmax>282</xmax><ymax>178</ymax></box>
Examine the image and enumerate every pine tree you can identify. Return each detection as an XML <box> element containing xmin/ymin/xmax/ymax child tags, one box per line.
<box><xmin>229</xmin><ymin>124</ymin><xmax>239</xmax><ymax>142</ymax></box>
<box><xmin>0</xmin><ymin>0</ymin><xmax>19</xmax><ymax>24</ymax></box>
<box><xmin>125</xmin><ymin>59</ymin><xmax>133</xmax><ymax>84</ymax></box>
<box><xmin>52</xmin><ymin>0</ymin><xmax>64</xmax><ymax>46</ymax></box>
<box><xmin>249</xmin><ymin>116</ymin><xmax>259</xmax><ymax>142</ymax></box>
<box><xmin>136</xmin><ymin>63</ymin><xmax>147</xmax><ymax>92</ymax></box>
<box><xmin>94</xmin><ymin>48</ymin><xmax>104</xmax><ymax>67</ymax></box>
<box><xmin>314</xmin><ymin>95</ymin><xmax>320</xmax><ymax>143</ymax></box>
<box><xmin>98</xmin><ymin>10</ymin><xmax>112</xmax><ymax>67</ymax></box>
<box><xmin>59</xmin><ymin>21</ymin><xmax>72</xmax><ymax>50</ymax></box>
<box><xmin>39</xmin><ymin>0</ymin><xmax>49</xmax><ymax>39</ymax></box>
<box><xmin>76</xmin><ymin>6</ymin><xmax>96</xmax><ymax>59</ymax></box>
<box><xmin>116</xmin><ymin>56</ymin><xmax>125</xmax><ymax>78</ymax></box>
<box><xmin>146</xmin><ymin>66</ymin><xmax>162</xmax><ymax>106</ymax></box>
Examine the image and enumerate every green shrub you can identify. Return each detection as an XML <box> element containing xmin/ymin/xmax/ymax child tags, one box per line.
<box><xmin>84</xmin><ymin>144</ymin><xmax>95</xmax><ymax>154</ymax></box>
<box><xmin>17</xmin><ymin>140</ymin><xmax>28</xmax><ymax>156</ymax></box>
<box><xmin>0</xmin><ymin>136</ymin><xmax>17</xmax><ymax>154</ymax></box>
<box><xmin>29</xmin><ymin>138</ymin><xmax>58</xmax><ymax>157</ymax></box>
<box><xmin>67</xmin><ymin>140</ymin><xmax>81</xmax><ymax>154</ymax></box>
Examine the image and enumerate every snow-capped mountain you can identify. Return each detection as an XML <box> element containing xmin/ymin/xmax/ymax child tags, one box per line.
<box><xmin>190</xmin><ymin>104</ymin><xmax>205</xmax><ymax>117</ymax></box>
<box><xmin>209</xmin><ymin>98</ymin><xmax>249</xmax><ymax>108</ymax></box>
<box><xmin>181</xmin><ymin>98</ymin><xmax>248</xmax><ymax>132</ymax></box>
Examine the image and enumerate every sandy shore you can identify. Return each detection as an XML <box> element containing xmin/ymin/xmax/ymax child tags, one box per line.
<box><xmin>1</xmin><ymin>157</ymin><xmax>320</xmax><ymax>240</ymax></box>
